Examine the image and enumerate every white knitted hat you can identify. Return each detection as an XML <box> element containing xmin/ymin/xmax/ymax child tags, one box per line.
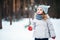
<box><xmin>37</xmin><ymin>5</ymin><xmax>50</xmax><ymax>14</ymax></box>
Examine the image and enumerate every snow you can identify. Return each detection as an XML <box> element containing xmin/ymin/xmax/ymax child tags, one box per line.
<box><xmin>0</xmin><ymin>18</ymin><xmax>60</xmax><ymax>40</ymax></box>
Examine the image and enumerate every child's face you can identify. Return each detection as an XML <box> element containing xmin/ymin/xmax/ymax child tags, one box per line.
<box><xmin>37</xmin><ymin>7</ymin><xmax>43</xmax><ymax>14</ymax></box>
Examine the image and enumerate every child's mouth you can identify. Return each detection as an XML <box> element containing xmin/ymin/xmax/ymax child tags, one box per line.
<box><xmin>37</xmin><ymin>12</ymin><xmax>42</xmax><ymax>14</ymax></box>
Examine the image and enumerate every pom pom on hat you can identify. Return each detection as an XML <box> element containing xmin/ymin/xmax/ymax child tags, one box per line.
<box><xmin>37</xmin><ymin>5</ymin><xmax>50</xmax><ymax>14</ymax></box>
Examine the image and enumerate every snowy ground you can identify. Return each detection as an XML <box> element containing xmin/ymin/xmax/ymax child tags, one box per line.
<box><xmin>0</xmin><ymin>18</ymin><xmax>60</xmax><ymax>40</ymax></box>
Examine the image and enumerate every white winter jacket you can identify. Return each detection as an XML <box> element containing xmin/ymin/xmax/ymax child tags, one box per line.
<box><xmin>32</xmin><ymin>14</ymin><xmax>56</xmax><ymax>39</ymax></box>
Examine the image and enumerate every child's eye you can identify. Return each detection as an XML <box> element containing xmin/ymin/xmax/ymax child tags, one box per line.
<box><xmin>38</xmin><ymin>9</ymin><xmax>39</xmax><ymax>10</ymax></box>
<box><xmin>40</xmin><ymin>9</ymin><xmax>42</xmax><ymax>11</ymax></box>
<box><xmin>39</xmin><ymin>9</ymin><xmax>43</xmax><ymax>11</ymax></box>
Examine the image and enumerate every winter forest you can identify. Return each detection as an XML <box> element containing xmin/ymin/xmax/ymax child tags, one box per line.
<box><xmin>0</xmin><ymin>0</ymin><xmax>60</xmax><ymax>40</ymax></box>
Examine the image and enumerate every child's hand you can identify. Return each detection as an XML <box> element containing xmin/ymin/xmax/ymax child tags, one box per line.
<box><xmin>52</xmin><ymin>37</ymin><xmax>56</xmax><ymax>39</ymax></box>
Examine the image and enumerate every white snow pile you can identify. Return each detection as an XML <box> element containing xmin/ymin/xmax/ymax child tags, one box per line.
<box><xmin>0</xmin><ymin>18</ymin><xmax>60</xmax><ymax>40</ymax></box>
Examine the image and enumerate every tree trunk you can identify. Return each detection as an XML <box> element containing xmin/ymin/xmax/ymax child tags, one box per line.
<box><xmin>0</xmin><ymin>1</ymin><xmax>2</xmax><ymax>29</ymax></box>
